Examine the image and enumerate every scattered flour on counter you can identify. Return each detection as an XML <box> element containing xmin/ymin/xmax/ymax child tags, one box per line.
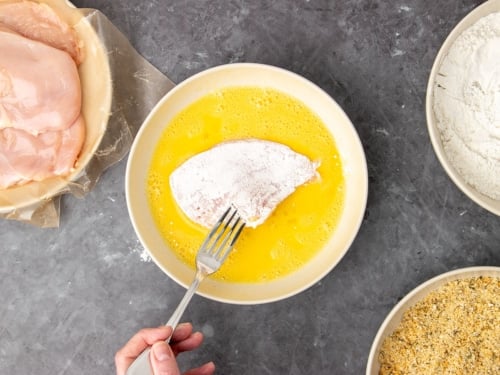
<box><xmin>433</xmin><ymin>12</ymin><xmax>500</xmax><ymax>200</ymax></box>
<box><xmin>130</xmin><ymin>239</ymin><xmax>151</xmax><ymax>262</ymax></box>
<box><xmin>201</xmin><ymin>323</ymin><xmax>214</xmax><ymax>338</ymax></box>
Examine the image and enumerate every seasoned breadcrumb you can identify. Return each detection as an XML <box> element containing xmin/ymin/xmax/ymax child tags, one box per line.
<box><xmin>379</xmin><ymin>276</ymin><xmax>500</xmax><ymax>374</ymax></box>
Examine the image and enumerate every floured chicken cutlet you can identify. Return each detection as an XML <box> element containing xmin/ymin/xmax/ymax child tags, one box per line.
<box><xmin>0</xmin><ymin>0</ymin><xmax>85</xmax><ymax>189</ymax></box>
<box><xmin>170</xmin><ymin>139</ymin><xmax>319</xmax><ymax>228</ymax></box>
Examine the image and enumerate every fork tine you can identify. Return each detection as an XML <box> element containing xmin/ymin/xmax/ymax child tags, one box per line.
<box><xmin>206</xmin><ymin>207</ymin><xmax>237</xmax><ymax>254</ymax></box>
<box><xmin>218</xmin><ymin>219</ymin><xmax>245</xmax><ymax>263</ymax></box>
<box><xmin>197</xmin><ymin>206</ymin><xmax>233</xmax><ymax>252</ymax></box>
<box><xmin>213</xmin><ymin>215</ymin><xmax>243</xmax><ymax>258</ymax></box>
<box><xmin>202</xmin><ymin>206</ymin><xmax>245</xmax><ymax>260</ymax></box>
<box><xmin>230</xmin><ymin>219</ymin><xmax>245</xmax><ymax>245</ymax></box>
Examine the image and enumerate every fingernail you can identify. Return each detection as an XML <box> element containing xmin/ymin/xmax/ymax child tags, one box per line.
<box><xmin>152</xmin><ymin>342</ymin><xmax>171</xmax><ymax>362</ymax></box>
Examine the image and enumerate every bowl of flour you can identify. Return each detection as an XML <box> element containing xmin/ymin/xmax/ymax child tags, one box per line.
<box><xmin>426</xmin><ymin>0</ymin><xmax>500</xmax><ymax>216</ymax></box>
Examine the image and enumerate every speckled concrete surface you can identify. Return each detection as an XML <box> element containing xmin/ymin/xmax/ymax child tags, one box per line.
<box><xmin>1</xmin><ymin>1</ymin><xmax>499</xmax><ymax>374</ymax></box>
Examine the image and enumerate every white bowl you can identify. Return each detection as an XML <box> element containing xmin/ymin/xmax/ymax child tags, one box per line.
<box><xmin>366</xmin><ymin>266</ymin><xmax>500</xmax><ymax>374</ymax></box>
<box><xmin>426</xmin><ymin>0</ymin><xmax>500</xmax><ymax>216</ymax></box>
<box><xmin>126</xmin><ymin>63</ymin><xmax>368</xmax><ymax>304</ymax></box>
<box><xmin>0</xmin><ymin>0</ymin><xmax>112</xmax><ymax>213</ymax></box>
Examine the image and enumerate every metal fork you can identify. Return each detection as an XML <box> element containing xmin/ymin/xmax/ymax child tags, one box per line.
<box><xmin>126</xmin><ymin>206</ymin><xmax>245</xmax><ymax>375</ymax></box>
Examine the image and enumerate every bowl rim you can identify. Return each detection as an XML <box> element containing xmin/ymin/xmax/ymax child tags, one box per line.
<box><xmin>125</xmin><ymin>62</ymin><xmax>368</xmax><ymax>304</ymax></box>
<box><xmin>366</xmin><ymin>265</ymin><xmax>500</xmax><ymax>374</ymax></box>
<box><xmin>425</xmin><ymin>0</ymin><xmax>500</xmax><ymax>216</ymax></box>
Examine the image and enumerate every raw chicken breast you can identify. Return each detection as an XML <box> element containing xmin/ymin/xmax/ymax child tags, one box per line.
<box><xmin>0</xmin><ymin>29</ymin><xmax>81</xmax><ymax>134</ymax></box>
<box><xmin>170</xmin><ymin>139</ymin><xmax>319</xmax><ymax>228</ymax></box>
<box><xmin>0</xmin><ymin>1</ymin><xmax>85</xmax><ymax>189</ymax></box>
<box><xmin>0</xmin><ymin>0</ymin><xmax>82</xmax><ymax>64</ymax></box>
<box><xmin>0</xmin><ymin>115</ymin><xmax>85</xmax><ymax>189</ymax></box>
<box><xmin>53</xmin><ymin>115</ymin><xmax>85</xmax><ymax>175</ymax></box>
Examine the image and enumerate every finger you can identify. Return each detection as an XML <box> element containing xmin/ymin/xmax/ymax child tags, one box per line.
<box><xmin>115</xmin><ymin>327</ymin><xmax>172</xmax><ymax>375</ymax></box>
<box><xmin>117</xmin><ymin>327</ymin><xmax>172</xmax><ymax>359</ymax></box>
<box><xmin>115</xmin><ymin>352</ymin><xmax>129</xmax><ymax>375</ymax></box>
<box><xmin>182</xmin><ymin>361</ymin><xmax>216</xmax><ymax>375</ymax></box>
<box><xmin>171</xmin><ymin>332</ymin><xmax>204</xmax><ymax>355</ymax></box>
<box><xmin>150</xmin><ymin>341</ymin><xmax>181</xmax><ymax>375</ymax></box>
<box><xmin>170</xmin><ymin>323</ymin><xmax>193</xmax><ymax>342</ymax></box>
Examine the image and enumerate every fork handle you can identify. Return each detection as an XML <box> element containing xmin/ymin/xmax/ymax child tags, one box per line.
<box><xmin>165</xmin><ymin>271</ymin><xmax>205</xmax><ymax>340</ymax></box>
<box><xmin>125</xmin><ymin>346</ymin><xmax>152</xmax><ymax>375</ymax></box>
<box><xmin>125</xmin><ymin>272</ymin><xmax>205</xmax><ymax>375</ymax></box>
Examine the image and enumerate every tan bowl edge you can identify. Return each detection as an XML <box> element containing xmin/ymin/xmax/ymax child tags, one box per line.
<box><xmin>126</xmin><ymin>63</ymin><xmax>368</xmax><ymax>304</ymax></box>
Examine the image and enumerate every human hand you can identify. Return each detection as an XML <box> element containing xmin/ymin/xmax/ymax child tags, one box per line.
<box><xmin>115</xmin><ymin>323</ymin><xmax>215</xmax><ymax>375</ymax></box>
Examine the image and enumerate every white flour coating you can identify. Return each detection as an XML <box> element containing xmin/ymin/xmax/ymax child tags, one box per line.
<box><xmin>170</xmin><ymin>139</ymin><xmax>319</xmax><ymax>228</ymax></box>
<box><xmin>433</xmin><ymin>12</ymin><xmax>500</xmax><ymax>200</ymax></box>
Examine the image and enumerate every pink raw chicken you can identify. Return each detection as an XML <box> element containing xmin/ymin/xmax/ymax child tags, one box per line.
<box><xmin>0</xmin><ymin>29</ymin><xmax>81</xmax><ymax>134</ymax></box>
<box><xmin>0</xmin><ymin>0</ymin><xmax>83</xmax><ymax>64</ymax></box>
<box><xmin>0</xmin><ymin>115</ymin><xmax>85</xmax><ymax>189</ymax></box>
<box><xmin>0</xmin><ymin>1</ymin><xmax>85</xmax><ymax>189</ymax></box>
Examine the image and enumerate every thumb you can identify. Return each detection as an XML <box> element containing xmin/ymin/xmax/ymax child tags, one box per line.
<box><xmin>150</xmin><ymin>341</ymin><xmax>180</xmax><ymax>375</ymax></box>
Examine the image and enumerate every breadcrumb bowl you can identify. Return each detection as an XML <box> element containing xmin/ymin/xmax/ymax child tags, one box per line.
<box><xmin>426</xmin><ymin>0</ymin><xmax>500</xmax><ymax>216</ymax></box>
<box><xmin>366</xmin><ymin>266</ymin><xmax>500</xmax><ymax>375</ymax></box>
<box><xmin>126</xmin><ymin>63</ymin><xmax>368</xmax><ymax>304</ymax></box>
<box><xmin>0</xmin><ymin>0</ymin><xmax>112</xmax><ymax>213</ymax></box>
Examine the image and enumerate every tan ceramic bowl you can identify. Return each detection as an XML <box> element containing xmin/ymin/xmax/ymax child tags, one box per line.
<box><xmin>126</xmin><ymin>63</ymin><xmax>368</xmax><ymax>304</ymax></box>
<box><xmin>366</xmin><ymin>266</ymin><xmax>500</xmax><ymax>374</ymax></box>
<box><xmin>0</xmin><ymin>0</ymin><xmax>112</xmax><ymax>213</ymax></box>
<box><xmin>426</xmin><ymin>0</ymin><xmax>500</xmax><ymax>216</ymax></box>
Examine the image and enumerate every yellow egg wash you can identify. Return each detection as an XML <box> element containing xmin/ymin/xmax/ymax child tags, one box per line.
<box><xmin>147</xmin><ymin>87</ymin><xmax>344</xmax><ymax>283</ymax></box>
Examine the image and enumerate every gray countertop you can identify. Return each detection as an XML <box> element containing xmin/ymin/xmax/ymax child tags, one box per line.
<box><xmin>1</xmin><ymin>1</ymin><xmax>499</xmax><ymax>374</ymax></box>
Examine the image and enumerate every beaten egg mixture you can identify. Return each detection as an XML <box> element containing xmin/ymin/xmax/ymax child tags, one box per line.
<box><xmin>147</xmin><ymin>87</ymin><xmax>344</xmax><ymax>283</ymax></box>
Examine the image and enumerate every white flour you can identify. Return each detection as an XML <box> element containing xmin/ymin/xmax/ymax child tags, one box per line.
<box><xmin>130</xmin><ymin>239</ymin><xmax>151</xmax><ymax>262</ymax></box>
<box><xmin>433</xmin><ymin>12</ymin><xmax>500</xmax><ymax>200</ymax></box>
